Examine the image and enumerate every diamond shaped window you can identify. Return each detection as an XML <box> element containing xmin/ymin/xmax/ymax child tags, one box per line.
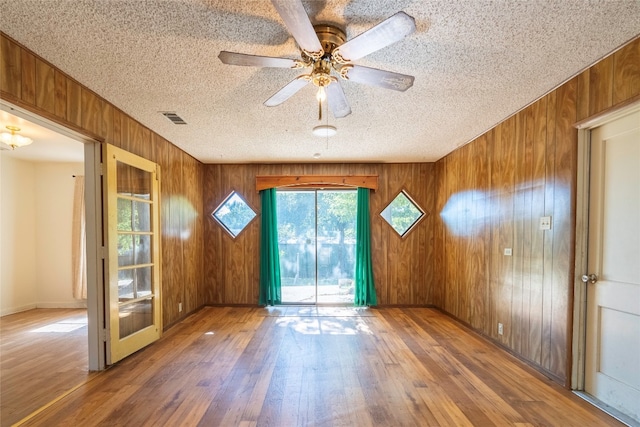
<box><xmin>380</xmin><ymin>190</ymin><xmax>425</xmax><ymax>237</ymax></box>
<box><xmin>212</xmin><ymin>191</ymin><xmax>256</xmax><ymax>238</ymax></box>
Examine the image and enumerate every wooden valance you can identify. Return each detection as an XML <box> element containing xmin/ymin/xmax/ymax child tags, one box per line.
<box><xmin>256</xmin><ymin>175</ymin><xmax>378</xmax><ymax>192</ymax></box>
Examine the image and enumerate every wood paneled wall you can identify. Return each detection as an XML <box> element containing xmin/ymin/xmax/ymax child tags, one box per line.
<box><xmin>203</xmin><ymin>163</ymin><xmax>436</xmax><ymax>306</ymax></box>
<box><xmin>0</xmin><ymin>33</ymin><xmax>205</xmax><ymax>328</ymax></box>
<box><xmin>434</xmin><ymin>37</ymin><xmax>639</xmax><ymax>384</ymax></box>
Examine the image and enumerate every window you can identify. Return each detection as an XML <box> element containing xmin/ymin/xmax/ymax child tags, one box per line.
<box><xmin>380</xmin><ymin>190</ymin><xmax>425</xmax><ymax>237</ymax></box>
<box><xmin>211</xmin><ymin>191</ymin><xmax>256</xmax><ymax>238</ymax></box>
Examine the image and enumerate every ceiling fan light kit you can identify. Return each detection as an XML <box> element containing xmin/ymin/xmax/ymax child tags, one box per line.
<box><xmin>218</xmin><ymin>0</ymin><xmax>416</xmax><ymax>120</ymax></box>
<box><xmin>0</xmin><ymin>125</ymin><xmax>33</xmax><ymax>150</ymax></box>
<box><xmin>312</xmin><ymin>125</ymin><xmax>337</xmax><ymax>137</ymax></box>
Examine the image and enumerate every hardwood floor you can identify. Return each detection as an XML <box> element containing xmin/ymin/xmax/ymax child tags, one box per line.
<box><xmin>0</xmin><ymin>308</ymin><xmax>91</xmax><ymax>427</ymax></box>
<box><xmin>11</xmin><ymin>306</ymin><xmax>621</xmax><ymax>426</ymax></box>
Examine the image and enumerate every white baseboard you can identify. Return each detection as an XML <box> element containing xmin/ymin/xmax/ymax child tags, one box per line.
<box><xmin>0</xmin><ymin>304</ymin><xmax>37</xmax><ymax>317</ymax></box>
<box><xmin>36</xmin><ymin>301</ymin><xmax>87</xmax><ymax>309</ymax></box>
<box><xmin>0</xmin><ymin>301</ymin><xmax>87</xmax><ymax>317</ymax></box>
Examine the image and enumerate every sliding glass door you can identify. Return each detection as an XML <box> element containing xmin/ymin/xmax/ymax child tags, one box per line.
<box><xmin>277</xmin><ymin>189</ymin><xmax>357</xmax><ymax>304</ymax></box>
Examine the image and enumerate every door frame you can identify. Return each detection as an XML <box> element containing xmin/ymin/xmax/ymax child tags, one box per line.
<box><xmin>0</xmin><ymin>100</ymin><xmax>107</xmax><ymax>370</ymax></box>
<box><xmin>572</xmin><ymin>100</ymin><xmax>640</xmax><ymax>391</ymax></box>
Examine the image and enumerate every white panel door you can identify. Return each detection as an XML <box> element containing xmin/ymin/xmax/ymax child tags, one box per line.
<box><xmin>585</xmin><ymin>110</ymin><xmax>640</xmax><ymax>422</ymax></box>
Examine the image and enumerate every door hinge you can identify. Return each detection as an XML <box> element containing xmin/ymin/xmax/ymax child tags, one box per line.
<box><xmin>100</xmin><ymin>246</ymin><xmax>106</xmax><ymax>259</ymax></box>
<box><xmin>101</xmin><ymin>329</ymin><xmax>108</xmax><ymax>342</ymax></box>
<box><xmin>99</xmin><ymin>162</ymin><xmax>104</xmax><ymax>176</ymax></box>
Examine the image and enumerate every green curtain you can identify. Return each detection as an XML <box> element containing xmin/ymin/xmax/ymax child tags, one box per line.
<box><xmin>354</xmin><ymin>187</ymin><xmax>377</xmax><ymax>306</ymax></box>
<box><xmin>259</xmin><ymin>188</ymin><xmax>281</xmax><ymax>305</ymax></box>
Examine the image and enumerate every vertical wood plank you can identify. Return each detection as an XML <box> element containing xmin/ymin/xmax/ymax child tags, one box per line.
<box><xmin>54</xmin><ymin>71</ymin><xmax>67</xmax><ymax>120</ymax></box>
<box><xmin>371</xmin><ymin>165</ymin><xmax>389</xmax><ymax>305</ymax></box>
<box><xmin>443</xmin><ymin>154</ymin><xmax>458</xmax><ymax>317</ymax></box>
<box><xmin>588</xmin><ymin>55</ymin><xmax>613</xmax><ymax>117</ymax></box>
<box><xmin>549</xmin><ymin>77</ymin><xmax>577</xmax><ymax>381</ymax></box>
<box><xmin>66</xmin><ymin>79</ymin><xmax>82</xmax><ymax>128</ymax></box>
<box><xmin>102</xmin><ymin>102</ymin><xmax>114</xmax><ymax>143</ymax></box>
<box><xmin>20</xmin><ymin>50</ymin><xmax>35</xmax><ymax>105</ymax></box>
<box><xmin>527</xmin><ymin>98</ymin><xmax>547</xmax><ymax>365</ymax></box>
<box><xmin>81</xmin><ymin>88</ymin><xmax>103</xmax><ymax>136</ymax></box>
<box><xmin>112</xmin><ymin>108</ymin><xmax>124</xmax><ymax>147</ymax></box>
<box><xmin>433</xmin><ymin>159</ymin><xmax>446</xmax><ymax>308</ymax></box>
<box><xmin>471</xmin><ymin>135</ymin><xmax>488</xmax><ymax>331</ymax></box>
<box><xmin>182</xmin><ymin>153</ymin><xmax>201</xmax><ymax>313</ymax></box>
<box><xmin>501</xmin><ymin>117</ymin><xmax>516</xmax><ymax>347</ymax></box>
<box><xmin>519</xmin><ymin>104</ymin><xmax>535</xmax><ymax>360</ymax></box>
<box><xmin>612</xmin><ymin>38</ymin><xmax>640</xmax><ymax>105</ymax></box>
<box><xmin>1</xmin><ymin>34</ymin><xmax>21</xmax><ymax>97</ymax></box>
<box><xmin>541</xmin><ymin>89</ymin><xmax>557</xmax><ymax>372</ymax></box>
<box><xmin>576</xmin><ymin>69</ymin><xmax>590</xmax><ymax>122</ymax></box>
<box><xmin>35</xmin><ymin>58</ymin><xmax>55</xmax><ymax>113</ymax></box>
<box><xmin>512</xmin><ymin>110</ymin><xmax>526</xmax><ymax>352</ymax></box>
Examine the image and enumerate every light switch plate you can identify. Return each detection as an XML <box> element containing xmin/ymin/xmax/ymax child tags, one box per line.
<box><xmin>539</xmin><ymin>216</ymin><xmax>552</xmax><ymax>230</ymax></box>
<box><xmin>504</xmin><ymin>248</ymin><xmax>512</xmax><ymax>256</ymax></box>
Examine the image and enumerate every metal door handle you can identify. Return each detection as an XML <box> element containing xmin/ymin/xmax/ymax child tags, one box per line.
<box><xmin>581</xmin><ymin>274</ymin><xmax>598</xmax><ymax>284</ymax></box>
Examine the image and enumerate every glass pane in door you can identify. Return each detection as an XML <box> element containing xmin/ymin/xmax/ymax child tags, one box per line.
<box><xmin>116</xmin><ymin>160</ymin><xmax>154</xmax><ymax>338</ymax></box>
<box><xmin>277</xmin><ymin>191</ymin><xmax>316</xmax><ymax>303</ymax></box>
<box><xmin>317</xmin><ymin>191</ymin><xmax>356</xmax><ymax>304</ymax></box>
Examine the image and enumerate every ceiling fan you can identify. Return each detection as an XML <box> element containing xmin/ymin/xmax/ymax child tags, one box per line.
<box><xmin>218</xmin><ymin>0</ymin><xmax>416</xmax><ymax>119</ymax></box>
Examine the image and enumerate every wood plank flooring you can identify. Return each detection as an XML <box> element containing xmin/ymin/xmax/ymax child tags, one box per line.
<box><xmin>0</xmin><ymin>309</ymin><xmax>91</xmax><ymax>427</ymax></box>
<box><xmin>9</xmin><ymin>306</ymin><xmax>622</xmax><ymax>426</ymax></box>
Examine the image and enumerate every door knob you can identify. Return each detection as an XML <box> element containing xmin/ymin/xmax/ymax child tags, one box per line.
<box><xmin>581</xmin><ymin>274</ymin><xmax>598</xmax><ymax>284</ymax></box>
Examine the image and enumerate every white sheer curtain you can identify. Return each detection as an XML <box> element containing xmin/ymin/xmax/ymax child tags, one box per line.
<box><xmin>72</xmin><ymin>175</ymin><xmax>87</xmax><ymax>299</ymax></box>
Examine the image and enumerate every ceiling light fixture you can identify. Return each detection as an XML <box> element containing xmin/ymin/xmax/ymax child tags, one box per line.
<box><xmin>0</xmin><ymin>126</ymin><xmax>33</xmax><ymax>149</ymax></box>
<box><xmin>312</xmin><ymin>125</ymin><xmax>337</xmax><ymax>137</ymax></box>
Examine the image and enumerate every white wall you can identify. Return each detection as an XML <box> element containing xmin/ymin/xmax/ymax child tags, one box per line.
<box><xmin>1</xmin><ymin>155</ymin><xmax>37</xmax><ymax>314</ymax></box>
<box><xmin>35</xmin><ymin>162</ymin><xmax>85</xmax><ymax>308</ymax></box>
<box><xmin>1</xmin><ymin>155</ymin><xmax>85</xmax><ymax>315</ymax></box>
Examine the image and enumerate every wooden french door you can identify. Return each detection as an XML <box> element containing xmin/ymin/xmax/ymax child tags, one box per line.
<box><xmin>104</xmin><ymin>144</ymin><xmax>162</xmax><ymax>364</ymax></box>
<box><xmin>584</xmin><ymin>109</ymin><xmax>640</xmax><ymax>422</ymax></box>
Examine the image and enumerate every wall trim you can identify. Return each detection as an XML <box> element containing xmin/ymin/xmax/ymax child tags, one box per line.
<box><xmin>256</xmin><ymin>175</ymin><xmax>378</xmax><ymax>191</ymax></box>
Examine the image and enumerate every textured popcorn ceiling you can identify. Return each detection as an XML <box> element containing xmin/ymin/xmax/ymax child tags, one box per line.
<box><xmin>1</xmin><ymin>1</ymin><xmax>639</xmax><ymax>163</ymax></box>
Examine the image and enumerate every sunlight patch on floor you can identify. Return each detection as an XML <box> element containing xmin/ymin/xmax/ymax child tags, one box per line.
<box><xmin>275</xmin><ymin>316</ymin><xmax>373</xmax><ymax>335</ymax></box>
<box><xmin>30</xmin><ymin>319</ymin><xmax>87</xmax><ymax>333</ymax></box>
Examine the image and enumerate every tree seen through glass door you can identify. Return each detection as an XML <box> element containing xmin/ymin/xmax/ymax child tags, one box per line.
<box><xmin>277</xmin><ymin>190</ymin><xmax>357</xmax><ymax>304</ymax></box>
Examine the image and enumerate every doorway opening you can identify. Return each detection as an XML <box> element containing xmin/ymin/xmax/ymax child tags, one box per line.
<box><xmin>0</xmin><ymin>102</ymin><xmax>100</xmax><ymax>425</ymax></box>
<box><xmin>277</xmin><ymin>189</ymin><xmax>357</xmax><ymax>304</ymax></box>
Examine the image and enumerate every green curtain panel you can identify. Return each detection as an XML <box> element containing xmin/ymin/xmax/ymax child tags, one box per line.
<box><xmin>259</xmin><ymin>188</ymin><xmax>281</xmax><ymax>305</ymax></box>
<box><xmin>354</xmin><ymin>187</ymin><xmax>377</xmax><ymax>306</ymax></box>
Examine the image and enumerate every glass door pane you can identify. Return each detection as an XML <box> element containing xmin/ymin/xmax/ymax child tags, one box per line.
<box><xmin>317</xmin><ymin>191</ymin><xmax>356</xmax><ymax>304</ymax></box>
<box><xmin>277</xmin><ymin>191</ymin><xmax>316</xmax><ymax>303</ymax></box>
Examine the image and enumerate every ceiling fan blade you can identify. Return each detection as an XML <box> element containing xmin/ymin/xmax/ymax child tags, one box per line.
<box><xmin>271</xmin><ymin>0</ymin><xmax>323</xmax><ymax>57</ymax></box>
<box><xmin>264</xmin><ymin>76</ymin><xmax>310</xmax><ymax>107</ymax></box>
<box><xmin>326</xmin><ymin>82</ymin><xmax>351</xmax><ymax>118</ymax></box>
<box><xmin>341</xmin><ymin>65</ymin><xmax>414</xmax><ymax>92</ymax></box>
<box><xmin>218</xmin><ymin>51</ymin><xmax>299</xmax><ymax>68</ymax></box>
<box><xmin>333</xmin><ymin>12</ymin><xmax>416</xmax><ymax>62</ymax></box>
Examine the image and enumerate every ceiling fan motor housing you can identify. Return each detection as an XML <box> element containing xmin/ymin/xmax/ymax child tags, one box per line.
<box><xmin>305</xmin><ymin>25</ymin><xmax>347</xmax><ymax>88</ymax></box>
